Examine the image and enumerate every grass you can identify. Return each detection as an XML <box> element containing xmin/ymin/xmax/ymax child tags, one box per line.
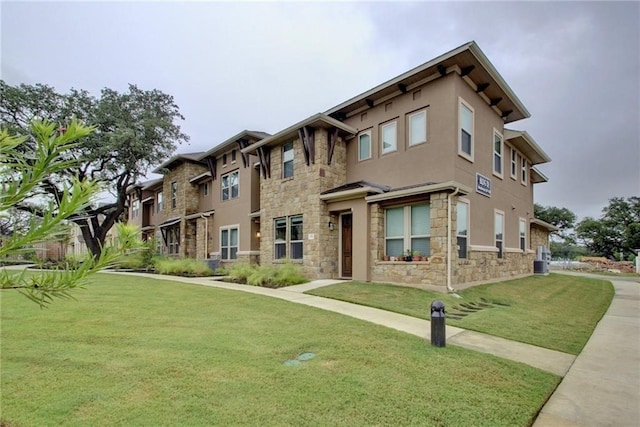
<box><xmin>1</xmin><ymin>273</ymin><xmax>559</xmax><ymax>426</ymax></box>
<box><xmin>307</xmin><ymin>273</ymin><xmax>614</xmax><ymax>355</ymax></box>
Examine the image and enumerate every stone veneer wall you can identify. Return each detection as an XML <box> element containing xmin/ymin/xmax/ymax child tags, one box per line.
<box><xmin>260</xmin><ymin>129</ymin><xmax>347</xmax><ymax>279</ymax></box>
<box><xmin>454</xmin><ymin>250</ymin><xmax>534</xmax><ymax>285</ymax></box>
<box><xmin>162</xmin><ymin>161</ymin><xmax>208</xmax><ymax>257</ymax></box>
<box><xmin>530</xmin><ymin>225</ymin><xmax>550</xmax><ymax>252</ymax></box>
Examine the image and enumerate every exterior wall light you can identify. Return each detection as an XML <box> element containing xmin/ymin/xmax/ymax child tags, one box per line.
<box><xmin>328</xmin><ymin>221</ymin><xmax>334</xmax><ymax>231</ymax></box>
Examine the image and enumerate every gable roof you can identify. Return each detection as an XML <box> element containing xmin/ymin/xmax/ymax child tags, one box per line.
<box><xmin>152</xmin><ymin>152</ymin><xmax>204</xmax><ymax>173</ymax></box>
<box><xmin>325</xmin><ymin>41</ymin><xmax>529</xmax><ymax>124</ymax></box>
<box><xmin>199</xmin><ymin>130</ymin><xmax>271</xmax><ymax>160</ymax></box>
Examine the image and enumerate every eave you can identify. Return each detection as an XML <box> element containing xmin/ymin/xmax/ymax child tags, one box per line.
<box><xmin>365</xmin><ymin>181</ymin><xmax>472</xmax><ymax>203</ymax></box>
<box><xmin>189</xmin><ymin>171</ymin><xmax>212</xmax><ymax>184</ymax></box>
<box><xmin>324</xmin><ymin>41</ymin><xmax>529</xmax><ymax>124</ymax></box>
<box><xmin>531</xmin><ymin>218</ymin><xmax>559</xmax><ymax>232</ymax></box>
<box><xmin>153</xmin><ymin>153</ymin><xmax>205</xmax><ymax>174</ymax></box>
<box><xmin>505</xmin><ymin>129</ymin><xmax>551</xmax><ymax>165</ymax></box>
<box><xmin>530</xmin><ymin>167</ymin><xmax>549</xmax><ymax>184</ymax></box>
<box><xmin>320</xmin><ymin>186</ymin><xmax>387</xmax><ymax>202</ymax></box>
<box><xmin>199</xmin><ymin>130</ymin><xmax>271</xmax><ymax>160</ymax></box>
<box><xmin>185</xmin><ymin>210</ymin><xmax>214</xmax><ymax>220</ymax></box>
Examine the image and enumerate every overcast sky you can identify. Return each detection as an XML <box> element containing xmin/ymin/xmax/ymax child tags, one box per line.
<box><xmin>2</xmin><ymin>1</ymin><xmax>638</xmax><ymax>221</ymax></box>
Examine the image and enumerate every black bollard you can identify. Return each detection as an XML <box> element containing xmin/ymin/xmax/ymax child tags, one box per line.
<box><xmin>430</xmin><ymin>300</ymin><xmax>446</xmax><ymax>347</ymax></box>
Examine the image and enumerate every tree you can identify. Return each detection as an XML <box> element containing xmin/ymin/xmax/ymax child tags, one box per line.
<box><xmin>534</xmin><ymin>204</ymin><xmax>577</xmax><ymax>242</ymax></box>
<box><xmin>0</xmin><ymin>81</ymin><xmax>188</xmax><ymax>257</ymax></box>
<box><xmin>0</xmin><ymin>120</ymin><xmax>141</xmax><ymax>307</ymax></box>
<box><xmin>576</xmin><ymin>197</ymin><xmax>640</xmax><ymax>260</ymax></box>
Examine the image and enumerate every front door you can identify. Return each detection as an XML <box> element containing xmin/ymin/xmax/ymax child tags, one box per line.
<box><xmin>341</xmin><ymin>214</ymin><xmax>353</xmax><ymax>278</ymax></box>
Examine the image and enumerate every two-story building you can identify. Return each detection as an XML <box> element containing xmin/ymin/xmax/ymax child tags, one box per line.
<box><xmin>129</xmin><ymin>41</ymin><xmax>555</xmax><ymax>290</ymax></box>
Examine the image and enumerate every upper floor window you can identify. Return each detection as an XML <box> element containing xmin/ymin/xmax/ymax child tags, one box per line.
<box><xmin>274</xmin><ymin>215</ymin><xmax>303</xmax><ymax>260</ymax></box>
<box><xmin>408</xmin><ymin>110</ymin><xmax>427</xmax><ymax>146</ymax></box>
<box><xmin>222</xmin><ymin>153</ymin><xmax>227</xmax><ymax>166</ymax></box>
<box><xmin>381</xmin><ymin>121</ymin><xmax>397</xmax><ymax>155</ymax></box>
<box><xmin>457</xmin><ymin>200</ymin><xmax>469</xmax><ymax>259</ymax></box>
<box><xmin>385</xmin><ymin>204</ymin><xmax>430</xmax><ymax>257</ymax></box>
<box><xmin>222</xmin><ymin>170</ymin><xmax>239</xmax><ymax>201</ymax></box>
<box><xmin>171</xmin><ymin>182</ymin><xmax>177</xmax><ymax>209</ymax></box>
<box><xmin>231</xmin><ymin>150</ymin><xmax>237</xmax><ymax>163</ymax></box>
<box><xmin>519</xmin><ymin>218</ymin><xmax>527</xmax><ymax>251</ymax></box>
<box><xmin>202</xmin><ymin>182</ymin><xmax>210</xmax><ymax>196</ymax></box>
<box><xmin>132</xmin><ymin>199</ymin><xmax>140</xmax><ymax>218</ymax></box>
<box><xmin>495</xmin><ymin>211</ymin><xmax>504</xmax><ymax>259</ymax></box>
<box><xmin>493</xmin><ymin>130</ymin><xmax>503</xmax><ymax>177</ymax></box>
<box><xmin>156</xmin><ymin>191</ymin><xmax>163</xmax><ymax>213</ymax></box>
<box><xmin>510</xmin><ymin>147</ymin><xmax>517</xmax><ymax>179</ymax></box>
<box><xmin>221</xmin><ymin>227</ymin><xmax>238</xmax><ymax>260</ymax></box>
<box><xmin>358</xmin><ymin>131</ymin><xmax>371</xmax><ymax>161</ymax></box>
<box><xmin>459</xmin><ymin>99</ymin><xmax>474</xmax><ymax>160</ymax></box>
<box><xmin>521</xmin><ymin>157</ymin><xmax>528</xmax><ymax>186</ymax></box>
<box><xmin>283</xmin><ymin>142</ymin><xmax>294</xmax><ymax>178</ymax></box>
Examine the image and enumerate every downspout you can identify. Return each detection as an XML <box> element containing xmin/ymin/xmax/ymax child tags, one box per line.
<box><xmin>200</xmin><ymin>212</ymin><xmax>213</xmax><ymax>258</ymax></box>
<box><xmin>447</xmin><ymin>187</ymin><xmax>461</xmax><ymax>292</ymax></box>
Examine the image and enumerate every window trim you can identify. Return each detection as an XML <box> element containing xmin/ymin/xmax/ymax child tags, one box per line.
<box><xmin>521</xmin><ymin>157</ymin><xmax>528</xmax><ymax>186</ymax></box>
<box><xmin>221</xmin><ymin>170</ymin><xmax>239</xmax><ymax>201</ymax></box>
<box><xmin>384</xmin><ymin>203</ymin><xmax>431</xmax><ymax>257</ymax></box>
<box><xmin>510</xmin><ymin>146</ymin><xmax>518</xmax><ymax>180</ymax></box>
<box><xmin>357</xmin><ymin>130</ymin><xmax>372</xmax><ymax>161</ymax></box>
<box><xmin>458</xmin><ymin>97</ymin><xmax>474</xmax><ymax>162</ymax></box>
<box><xmin>282</xmin><ymin>141</ymin><xmax>294</xmax><ymax>179</ymax></box>
<box><xmin>493</xmin><ymin>129</ymin><xmax>504</xmax><ymax>179</ymax></box>
<box><xmin>495</xmin><ymin>210</ymin><xmax>504</xmax><ymax>259</ymax></box>
<box><xmin>274</xmin><ymin>215</ymin><xmax>304</xmax><ymax>260</ymax></box>
<box><xmin>519</xmin><ymin>217</ymin><xmax>527</xmax><ymax>252</ymax></box>
<box><xmin>408</xmin><ymin>109</ymin><xmax>427</xmax><ymax>147</ymax></box>
<box><xmin>457</xmin><ymin>199</ymin><xmax>470</xmax><ymax>259</ymax></box>
<box><xmin>132</xmin><ymin>199</ymin><xmax>140</xmax><ymax>218</ymax></box>
<box><xmin>380</xmin><ymin>120</ymin><xmax>398</xmax><ymax>155</ymax></box>
<box><xmin>220</xmin><ymin>225</ymin><xmax>239</xmax><ymax>261</ymax></box>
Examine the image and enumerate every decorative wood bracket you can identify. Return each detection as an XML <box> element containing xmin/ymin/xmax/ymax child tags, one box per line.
<box><xmin>298</xmin><ymin>126</ymin><xmax>315</xmax><ymax>166</ymax></box>
<box><xmin>328</xmin><ymin>127</ymin><xmax>338</xmax><ymax>165</ymax></box>
<box><xmin>160</xmin><ymin>227</ymin><xmax>168</xmax><ymax>245</ymax></box>
<box><xmin>205</xmin><ymin>156</ymin><xmax>217</xmax><ymax>181</ymax></box>
<box><xmin>257</xmin><ymin>146</ymin><xmax>271</xmax><ymax>179</ymax></box>
<box><xmin>476</xmin><ymin>82</ymin><xmax>490</xmax><ymax>93</ymax></box>
<box><xmin>236</xmin><ymin>138</ymin><xmax>251</xmax><ymax>168</ymax></box>
<box><xmin>135</xmin><ymin>187</ymin><xmax>142</xmax><ymax>202</ymax></box>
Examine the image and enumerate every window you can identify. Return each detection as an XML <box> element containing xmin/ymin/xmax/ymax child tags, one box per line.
<box><xmin>283</xmin><ymin>142</ymin><xmax>294</xmax><ymax>178</ymax></box>
<box><xmin>231</xmin><ymin>150</ymin><xmax>237</xmax><ymax>163</ymax></box>
<box><xmin>167</xmin><ymin>224</ymin><xmax>180</xmax><ymax>255</ymax></box>
<box><xmin>132</xmin><ymin>199</ymin><xmax>140</xmax><ymax>218</ymax></box>
<box><xmin>221</xmin><ymin>227</ymin><xmax>238</xmax><ymax>260</ymax></box>
<box><xmin>222</xmin><ymin>153</ymin><xmax>227</xmax><ymax>165</ymax></box>
<box><xmin>358</xmin><ymin>131</ymin><xmax>371</xmax><ymax>161</ymax></box>
<box><xmin>156</xmin><ymin>191</ymin><xmax>163</xmax><ymax>213</ymax></box>
<box><xmin>171</xmin><ymin>182</ymin><xmax>177</xmax><ymax>209</ymax></box>
<box><xmin>519</xmin><ymin>218</ymin><xmax>527</xmax><ymax>251</ymax></box>
<box><xmin>385</xmin><ymin>204</ymin><xmax>430</xmax><ymax>257</ymax></box>
<box><xmin>510</xmin><ymin>148</ymin><xmax>517</xmax><ymax>179</ymax></box>
<box><xmin>493</xmin><ymin>130</ymin><xmax>503</xmax><ymax>177</ymax></box>
<box><xmin>459</xmin><ymin>99</ymin><xmax>474</xmax><ymax>160</ymax></box>
<box><xmin>381</xmin><ymin>121</ymin><xmax>397</xmax><ymax>154</ymax></box>
<box><xmin>521</xmin><ymin>157</ymin><xmax>528</xmax><ymax>185</ymax></box>
<box><xmin>221</xmin><ymin>171</ymin><xmax>239</xmax><ymax>201</ymax></box>
<box><xmin>408</xmin><ymin>110</ymin><xmax>427</xmax><ymax>146</ymax></box>
<box><xmin>202</xmin><ymin>182</ymin><xmax>209</xmax><ymax>196</ymax></box>
<box><xmin>495</xmin><ymin>211</ymin><xmax>504</xmax><ymax>259</ymax></box>
<box><xmin>457</xmin><ymin>200</ymin><xmax>469</xmax><ymax>259</ymax></box>
<box><xmin>274</xmin><ymin>215</ymin><xmax>303</xmax><ymax>260</ymax></box>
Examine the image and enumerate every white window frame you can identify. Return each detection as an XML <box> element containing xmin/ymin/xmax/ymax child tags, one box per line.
<box><xmin>282</xmin><ymin>142</ymin><xmax>294</xmax><ymax>178</ymax></box>
<box><xmin>380</xmin><ymin>121</ymin><xmax>397</xmax><ymax>155</ymax></box>
<box><xmin>457</xmin><ymin>199</ymin><xmax>470</xmax><ymax>259</ymax></box>
<box><xmin>221</xmin><ymin>170</ymin><xmax>239</xmax><ymax>201</ymax></box>
<box><xmin>495</xmin><ymin>210</ymin><xmax>504</xmax><ymax>259</ymax></box>
<box><xmin>519</xmin><ymin>218</ymin><xmax>527</xmax><ymax>252</ymax></box>
<box><xmin>220</xmin><ymin>226</ymin><xmax>239</xmax><ymax>260</ymax></box>
<box><xmin>493</xmin><ymin>129</ymin><xmax>504</xmax><ymax>178</ymax></box>
<box><xmin>156</xmin><ymin>191</ymin><xmax>163</xmax><ymax>213</ymax></box>
<box><xmin>132</xmin><ymin>199</ymin><xmax>140</xmax><ymax>218</ymax></box>
<box><xmin>274</xmin><ymin>215</ymin><xmax>303</xmax><ymax>260</ymax></box>
<box><xmin>171</xmin><ymin>182</ymin><xmax>177</xmax><ymax>209</ymax></box>
<box><xmin>510</xmin><ymin>147</ymin><xmax>518</xmax><ymax>180</ymax></box>
<box><xmin>521</xmin><ymin>157</ymin><xmax>528</xmax><ymax>186</ymax></box>
<box><xmin>408</xmin><ymin>109</ymin><xmax>427</xmax><ymax>146</ymax></box>
<box><xmin>458</xmin><ymin>97</ymin><xmax>474</xmax><ymax>161</ymax></box>
<box><xmin>358</xmin><ymin>130</ymin><xmax>372</xmax><ymax>161</ymax></box>
<box><xmin>384</xmin><ymin>203</ymin><xmax>431</xmax><ymax>257</ymax></box>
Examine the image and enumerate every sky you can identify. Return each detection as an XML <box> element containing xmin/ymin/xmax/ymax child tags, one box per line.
<box><xmin>1</xmin><ymin>0</ymin><xmax>639</xmax><ymax>221</ymax></box>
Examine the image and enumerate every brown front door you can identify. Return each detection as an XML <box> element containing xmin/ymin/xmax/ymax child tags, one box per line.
<box><xmin>341</xmin><ymin>214</ymin><xmax>352</xmax><ymax>278</ymax></box>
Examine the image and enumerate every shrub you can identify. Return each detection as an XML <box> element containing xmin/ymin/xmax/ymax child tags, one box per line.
<box><xmin>227</xmin><ymin>263</ymin><xmax>258</xmax><ymax>283</ymax></box>
<box><xmin>227</xmin><ymin>262</ymin><xmax>307</xmax><ymax>288</ymax></box>
<box><xmin>154</xmin><ymin>258</ymin><xmax>213</xmax><ymax>277</ymax></box>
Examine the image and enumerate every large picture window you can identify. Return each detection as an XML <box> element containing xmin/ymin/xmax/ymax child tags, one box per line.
<box><xmin>457</xmin><ymin>201</ymin><xmax>469</xmax><ymax>259</ymax></box>
<box><xmin>385</xmin><ymin>204</ymin><xmax>430</xmax><ymax>257</ymax></box>
<box><xmin>408</xmin><ymin>110</ymin><xmax>427</xmax><ymax>146</ymax></box>
<box><xmin>221</xmin><ymin>227</ymin><xmax>238</xmax><ymax>260</ymax></box>
<box><xmin>283</xmin><ymin>142</ymin><xmax>294</xmax><ymax>178</ymax></box>
<box><xmin>459</xmin><ymin>99</ymin><xmax>474</xmax><ymax>160</ymax></box>
<box><xmin>358</xmin><ymin>131</ymin><xmax>371</xmax><ymax>161</ymax></box>
<box><xmin>274</xmin><ymin>215</ymin><xmax>303</xmax><ymax>260</ymax></box>
<box><xmin>495</xmin><ymin>211</ymin><xmax>504</xmax><ymax>259</ymax></box>
<box><xmin>222</xmin><ymin>171</ymin><xmax>239</xmax><ymax>201</ymax></box>
<box><xmin>381</xmin><ymin>121</ymin><xmax>397</xmax><ymax>154</ymax></box>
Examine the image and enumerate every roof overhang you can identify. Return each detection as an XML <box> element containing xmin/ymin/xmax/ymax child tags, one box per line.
<box><xmin>185</xmin><ymin>210</ymin><xmax>214</xmax><ymax>220</ymax></box>
<box><xmin>504</xmin><ymin>129</ymin><xmax>551</xmax><ymax>165</ymax></box>
<box><xmin>159</xmin><ymin>217</ymin><xmax>181</xmax><ymax>228</ymax></box>
<box><xmin>199</xmin><ymin>130</ymin><xmax>271</xmax><ymax>160</ymax></box>
<box><xmin>141</xmin><ymin>225</ymin><xmax>155</xmax><ymax>232</ymax></box>
<box><xmin>325</xmin><ymin>41</ymin><xmax>530</xmax><ymax>124</ymax></box>
<box><xmin>141</xmin><ymin>178</ymin><xmax>163</xmax><ymax>190</ymax></box>
<box><xmin>249</xmin><ymin>210</ymin><xmax>261</xmax><ymax>218</ymax></box>
<box><xmin>365</xmin><ymin>181</ymin><xmax>472</xmax><ymax>203</ymax></box>
<box><xmin>141</xmin><ymin>196</ymin><xmax>154</xmax><ymax>204</ymax></box>
<box><xmin>242</xmin><ymin>113</ymin><xmax>357</xmax><ymax>153</ymax></box>
<box><xmin>189</xmin><ymin>171</ymin><xmax>212</xmax><ymax>184</ymax></box>
<box><xmin>530</xmin><ymin>167</ymin><xmax>549</xmax><ymax>184</ymax></box>
<box><xmin>153</xmin><ymin>153</ymin><xmax>204</xmax><ymax>174</ymax></box>
<box><xmin>531</xmin><ymin>218</ymin><xmax>559</xmax><ymax>232</ymax></box>
<box><xmin>320</xmin><ymin>185</ymin><xmax>387</xmax><ymax>202</ymax></box>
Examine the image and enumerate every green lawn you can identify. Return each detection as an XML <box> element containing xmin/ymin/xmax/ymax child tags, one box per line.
<box><xmin>1</xmin><ymin>273</ymin><xmax>559</xmax><ymax>426</ymax></box>
<box><xmin>308</xmin><ymin>273</ymin><xmax>614</xmax><ymax>355</ymax></box>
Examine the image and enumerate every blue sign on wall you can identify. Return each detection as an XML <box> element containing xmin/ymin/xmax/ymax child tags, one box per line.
<box><xmin>476</xmin><ymin>173</ymin><xmax>492</xmax><ymax>197</ymax></box>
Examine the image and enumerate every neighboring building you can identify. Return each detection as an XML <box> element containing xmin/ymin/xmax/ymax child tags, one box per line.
<box><xmin>128</xmin><ymin>41</ymin><xmax>555</xmax><ymax>290</ymax></box>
